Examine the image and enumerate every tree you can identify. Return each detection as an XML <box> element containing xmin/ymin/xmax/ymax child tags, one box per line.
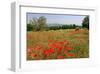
<box><xmin>29</xmin><ymin>18</ymin><xmax>38</xmax><ymax>31</ymax></box>
<box><xmin>38</xmin><ymin>16</ymin><xmax>47</xmax><ymax>31</ymax></box>
<box><xmin>73</xmin><ymin>24</ymin><xmax>76</xmax><ymax>29</ymax></box>
<box><xmin>82</xmin><ymin>16</ymin><xmax>89</xmax><ymax>29</ymax></box>
<box><xmin>28</xmin><ymin>16</ymin><xmax>47</xmax><ymax>31</ymax></box>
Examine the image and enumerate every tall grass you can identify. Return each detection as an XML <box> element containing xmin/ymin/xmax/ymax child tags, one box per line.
<box><xmin>27</xmin><ymin>29</ymin><xmax>89</xmax><ymax>60</ymax></box>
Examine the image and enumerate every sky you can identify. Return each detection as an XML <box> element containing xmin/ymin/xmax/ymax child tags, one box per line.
<box><xmin>27</xmin><ymin>13</ymin><xmax>87</xmax><ymax>26</ymax></box>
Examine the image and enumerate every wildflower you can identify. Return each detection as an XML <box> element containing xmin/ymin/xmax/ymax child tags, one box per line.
<box><xmin>49</xmin><ymin>48</ymin><xmax>55</xmax><ymax>53</ymax></box>
<box><xmin>57</xmin><ymin>46</ymin><xmax>63</xmax><ymax>53</ymax></box>
<box><xmin>67</xmin><ymin>53</ymin><xmax>74</xmax><ymax>57</ymax></box>
<box><xmin>66</xmin><ymin>47</ymin><xmax>72</xmax><ymax>50</ymax></box>
<box><xmin>34</xmin><ymin>45</ymin><xmax>42</xmax><ymax>50</ymax></box>
<box><xmin>31</xmin><ymin>53</ymin><xmax>37</xmax><ymax>57</ymax></box>
<box><xmin>43</xmin><ymin>50</ymin><xmax>50</xmax><ymax>56</ymax></box>
<box><xmin>27</xmin><ymin>48</ymin><xmax>31</xmax><ymax>53</ymax></box>
<box><xmin>57</xmin><ymin>55</ymin><xmax>64</xmax><ymax>59</ymax></box>
<box><xmin>64</xmin><ymin>50</ymin><xmax>68</xmax><ymax>54</ymax></box>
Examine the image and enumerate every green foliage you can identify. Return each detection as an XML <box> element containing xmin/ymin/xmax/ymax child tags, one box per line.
<box><xmin>27</xmin><ymin>24</ymin><xmax>33</xmax><ymax>31</ymax></box>
<box><xmin>48</xmin><ymin>24</ymin><xmax>81</xmax><ymax>30</ymax></box>
<box><xmin>82</xmin><ymin>16</ymin><xmax>89</xmax><ymax>29</ymax></box>
<box><xmin>37</xmin><ymin>16</ymin><xmax>47</xmax><ymax>31</ymax></box>
<box><xmin>73</xmin><ymin>24</ymin><xmax>76</xmax><ymax>29</ymax></box>
<box><xmin>27</xmin><ymin>23</ymin><xmax>81</xmax><ymax>31</ymax></box>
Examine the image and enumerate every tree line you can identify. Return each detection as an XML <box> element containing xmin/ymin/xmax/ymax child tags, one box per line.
<box><xmin>27</xmin><ymin>16</ymin><xmax>89</xmax><ymax>31</ymax></box>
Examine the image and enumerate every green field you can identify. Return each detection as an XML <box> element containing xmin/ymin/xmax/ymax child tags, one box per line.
<box><xmin>27</xmin><ymin>29</ymin><xmax>89</xmax><ymax>60</ymax></box>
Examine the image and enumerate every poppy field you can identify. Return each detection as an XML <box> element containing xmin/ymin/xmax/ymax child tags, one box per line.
<box><xmin>27</xmin><ymin>29</ymin><xmax>89</xmax><ymax>60</ymax></box>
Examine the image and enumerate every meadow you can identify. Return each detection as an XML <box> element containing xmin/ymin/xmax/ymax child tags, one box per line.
<box><xmin>27</xmin><ymin>29</ymin><xmax>89</xmax><ymax>60</ymax></box>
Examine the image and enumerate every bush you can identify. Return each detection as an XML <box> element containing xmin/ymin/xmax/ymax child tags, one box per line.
<box><xmin>27</xmin><ymin>24</ymin><xmax>33</xmax><ymax>31</ymax></box>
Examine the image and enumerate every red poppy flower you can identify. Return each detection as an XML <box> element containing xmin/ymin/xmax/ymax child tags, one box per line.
<box><xmin>48</xmin><ymin>40</ymin><xmax>54</xmax><ymax>43</ymax></box>
<box><xmin>57</xmin><ymin>55</ymin><xmax>64</xmax><ymax>59</ymax></box>
<box><xmin>27</xmin><ymin>48</ymin><xmax>31</xmax><ymax>52</ymax></box>
<box><xmin>43</xmin><ymin>50</ymin><xmax>50</xmax><ymax>56</ymax></box>
<box><xmin>64</xmin><ymin>50</ymin><xmax>68</xmax><ymax>54</ymax></box>
<box><xmin>59</xmin><ymin>41</ymin><xmax>65</xmax><ymax>44</ymax></box>
<box><xmin>49</xmin><ymin>48</ymin><xmax>55</xmax><ymax>53</ymax></box>
<box><xmin>31</xmin><ymin>53</ymin><xmax>37</xmax><ymax>57</ymax></box>
<box><xmin>48</xmin><ymin>43</ymin><xmax>55</xmax><ymax>48</ymax></box>
<box><xmin>34</xmin><ymin>45</ymin><xmax>43</xmax><ymax>50</ymax></box>
<box><xmin>66</xmin><ymin>47</ymin><xmax>72</xmax><ymax>50</ymax></box>
<box><xmin>57</xmin><ymin>46</ymin><xmax>63</xmax><ymax>53</ymax></box>
<box><xmin>67</xmin><ymin>53</ymin><xmax>74</xmax><ymax>57</ymax></box>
